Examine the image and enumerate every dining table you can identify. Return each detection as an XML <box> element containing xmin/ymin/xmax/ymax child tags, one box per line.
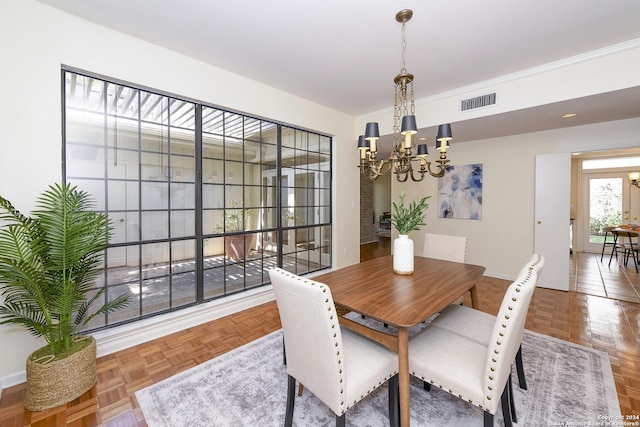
<box><xmin>313</xmin><ymin>255</ymin><xmax>486</xmax><ymax>427</ymax></box>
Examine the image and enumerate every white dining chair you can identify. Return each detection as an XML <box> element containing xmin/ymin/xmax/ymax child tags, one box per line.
<box><xmin>422</xmin><ymin>233</ymin><xmax>468</xmax><ymax>305</ymax></box>
<box><xmin>422</xmin><ymin>233</ymin><xmax>468</xmax><ymax>263</ymax></box>
<box><xmin>409</xmin><ymin>267</ymin><xmax>539</xmax><ymax>427</ymax></box>
<box><xmin>427</xmin><ymin>254</ymin><xmax>544</xmax><ymax>422</ymax></box>
<box><xmin>269</xmin><ymin>268</ymin><xmax>400</xmax><ymax>427</ymax></box>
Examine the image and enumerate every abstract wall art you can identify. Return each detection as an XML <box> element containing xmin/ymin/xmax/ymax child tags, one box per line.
<box><xmin>438</xmin><ymin>163</ymin><xmax>483</xmax><ymax>220</ymax></box>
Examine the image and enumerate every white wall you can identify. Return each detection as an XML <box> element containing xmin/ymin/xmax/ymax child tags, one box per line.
<box><xmin>0</xmin><ymin>0</ymin><xmax>360</xmax><ymax>388</ymax></box>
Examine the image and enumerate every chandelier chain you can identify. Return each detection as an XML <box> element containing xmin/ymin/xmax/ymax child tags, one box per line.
<box><xmin>400</xmin><ymin>21</ymin><xmax>407</xmax><ymax>74</ymax></box>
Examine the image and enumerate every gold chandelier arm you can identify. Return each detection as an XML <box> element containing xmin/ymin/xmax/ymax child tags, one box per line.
<box><xmin>395</xmin><ymin>170</ymin><xmax>409</xmax><ymax>182</ymax></box>
<box><xmin>361</xmin><ymin>159</ymin><xmax>394</xmax><ymax>181</ymax></box>
<box><xmin>424</xmin><ymin>159</ymin><xmax>448</xmax><ymax>178</ymax></box>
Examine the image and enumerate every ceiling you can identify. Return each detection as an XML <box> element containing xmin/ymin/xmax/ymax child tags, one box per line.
<box><xmin>39</xmin><ymin>0</ymin><xmax>640</xmax><ymax>150</ymax></box>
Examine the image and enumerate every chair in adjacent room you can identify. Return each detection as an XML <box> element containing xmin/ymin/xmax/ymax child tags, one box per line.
<box><xmin>408</xmin><ymin>267</ymin><xmax>539</xmax><ymax>427</ymax></box>
<box><xmin>422</xmin><ymin>233</ymin><xmax>468</xmax><ymax>304</ymax></box>
<box><xmin>600</xmin><ymin>226</ymin><xmax>618</xmax><ymax>261</ymax></box>
<box><xmin>268</xmin><ymin>268</ymin><xmax>400</xmax><ymax>427</ymax></box>
<box><xmin>609</xmin><ymin>230</ymin><xmax>639</xmax><ymax>272</ymax></box>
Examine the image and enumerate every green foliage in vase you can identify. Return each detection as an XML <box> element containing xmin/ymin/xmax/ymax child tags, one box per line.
<box><xmin>0</xmin><ymin>182</ymin><xmax>130</xmax><ymax>357</ymax></box>
<box><xmin>390</xmin><ymin>191</ymin><xmax>431</xmax><ymax>235</ymax></box>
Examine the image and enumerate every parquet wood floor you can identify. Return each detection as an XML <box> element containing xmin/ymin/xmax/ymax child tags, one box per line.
<box><xmin>1</xmin><ymin>244</ymin><xmax>638</xmax><ymax>426</ymax></box>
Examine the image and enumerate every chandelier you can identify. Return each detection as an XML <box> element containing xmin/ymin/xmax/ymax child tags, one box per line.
<box><xmin>358</xmin><ymin>9</ymin><xmax>453</xmax><ymax>182</ymax></box>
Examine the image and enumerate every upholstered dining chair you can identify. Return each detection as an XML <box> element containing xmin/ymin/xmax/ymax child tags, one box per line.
<box><xmin>426</xmin><ymin>255</ymin><xmax>544</xmax><ymax>423</ymax></box>
<box><xmin>268</xmin><ymin>268</ymin><xmax>400</xmax><ymax>427</ymax></box>
<box><xmin>408</xmin><ymin>267</ymin><xmax>539</xmax><ymax>427</ymax></box>
<box><xmin>422</xmin><ymin>233</ymin><xmax>468</xmax><ymax>304</ymax></box>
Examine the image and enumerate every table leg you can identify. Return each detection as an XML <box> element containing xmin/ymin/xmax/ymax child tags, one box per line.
<box><xmin>470</xmin><ymin>284</ymin><xmax>479</xmax><ymax>309</ymax></box>
<box><xmin>398</xmin><ymin>327</ymin><xmax>410</xmax><ymax>427</ymax></box>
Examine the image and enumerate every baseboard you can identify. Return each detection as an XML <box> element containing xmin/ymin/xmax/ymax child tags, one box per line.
<box><xmin>93</xmin><ymin>286</ymin><xmax>276</xmax><ymax>357</ymax></box>
<box><xmin>0</xmin><ymin>286</ymin><xmax>276</xmax><ymax>389</ymax></box>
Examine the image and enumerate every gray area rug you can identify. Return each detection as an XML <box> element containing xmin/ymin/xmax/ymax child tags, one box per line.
<box><xmin>136</xmin><ymin>315</ymin><xmax>620</xmax><ymax>426</ymax></box>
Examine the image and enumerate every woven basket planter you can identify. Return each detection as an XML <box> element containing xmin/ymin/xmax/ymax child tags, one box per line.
<box><xmin>24</xmin><ymin>336</ymin><xmax>97</xmax><ymax>411</ymax></box>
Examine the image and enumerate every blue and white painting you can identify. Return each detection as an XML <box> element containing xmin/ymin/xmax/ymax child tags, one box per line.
<box><xmin>438</xmin><ymin>163</ymin><xmax>483</xmax><ymax>220</ymax></box>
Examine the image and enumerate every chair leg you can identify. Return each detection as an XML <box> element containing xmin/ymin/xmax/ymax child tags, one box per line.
<box><xmin>484</xmin><ymin>411</ymin><xmax>494</xmax><ymax>427</ymax></box>
<box><xmin>423</xmin><ymin>381</ymin><xmax>431</xmax><ymax>391</ymax></box>
<box><xmin>630</xmin><ymin>248</ymin><xmax>639</xmax><ymax>273</ymax></box>
<box><xmin>515</xmin><ymin>345</ymin><xmax>527</xmax><ymax>390</ymax></box>
<box><xmin>388</xmin><ymin>374</ymin><xmax>400</xmax><ymax>427</ymax></box>
<box><xmin>609</xmin><ymin>235</ymin><xmax>619</xmax><ymax>267</ymax></box>
<box><xmin>508</xmin><ymin>373</ymin><xmax>517</xmax><ymax>423</ymax></box>
<box><xmin>501</xmin><ymin>385</ymin><xmax>513</xmax><ymax>427</ymax></box>
<box><xmin>336</xmin><ymin>414</ymin><xmax>346</xmax><ymax>427</ymax></box>
<box><xmin>282</xmin><ymin>337</ymin><xmax>287</xmax><ymax>365</ymax></box>
<box><xmin>285</xmin><ymin>375</ymin><xmax>296</xmax><ymax>427</ymax></box>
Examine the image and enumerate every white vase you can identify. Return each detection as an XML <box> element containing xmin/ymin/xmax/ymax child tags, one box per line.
<box><xmin>393</xmin><ymin>234</ymin><xmax>414</xmax><ymax>275</ymax></box>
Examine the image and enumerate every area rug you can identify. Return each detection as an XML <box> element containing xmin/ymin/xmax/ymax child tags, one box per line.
<box><xmin>136</xmin><ymin>317</ymin><xmax>620</xmax><ymax>426</ymax></box>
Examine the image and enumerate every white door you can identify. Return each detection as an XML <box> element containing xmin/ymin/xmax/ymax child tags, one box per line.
<box><xmin>534</xmin><ymin>153</ymin><xmax>570</xmax><ymax>291</ymax></box>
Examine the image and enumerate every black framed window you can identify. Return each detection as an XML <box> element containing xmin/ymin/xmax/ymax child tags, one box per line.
<box><xmin>63</xmin><ymin>69</ymin><xmax>332</xmax><ymax>330</ymax></box>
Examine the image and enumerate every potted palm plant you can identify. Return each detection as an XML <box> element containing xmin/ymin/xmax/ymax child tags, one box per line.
<box><xmin>390</xmin><ymin>191</ymin><xmax>430</xmax><ymax>275</ymax></box>
<box><xmin>216</xmin><ymin>200</ymin><xmax>253</xmax><ymax>260</ymax></box>
<box><xmin>0</xmin><ymin>182</ymin><xmax>130</xmax><ymax>411</ymax></box>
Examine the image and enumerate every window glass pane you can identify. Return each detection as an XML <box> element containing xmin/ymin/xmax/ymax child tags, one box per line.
<box><xmin>203</xmin><ymin>134</ymin><xmax>224</xmax><ymax>159</ymax></box>
<box><xmin>142</xmin><ymin>242</ymin><xmax>169</xmax><ymax>279</ymax></box>
<box><xmin>108</xmin><ymin>180</ymin><xmax>138</xmax><ymax>210</ymax></box>
<box><xmin>109</xmin><ymin>212</ymin><xmax>140</xmax><ymax>243</ymax></box>
<box><xmin>171</xmin><ymin>272</ymin><xmax>197</xmax><ymax>307</ymax></box>
<box><xmin>66</xmin><ymin>73</ymin><xmax>104</xmax><ymax>112</ymax></box>
<box><xmin>141</xmin><ymin>152</ymin><xmax>169</xmax><ymax>180</ymax></box>
<box><xmin>171</xmin><ymin>210</ymin><xmax>194</xmax><ymax>237</ymax></box>
<box><xmin>203</xmin><ymin>159</ymin><xmax>224</xmax><ymax>184</ymax></box>
<box><xmin>203</xmin><ymin>209</ymin><xmax>224</xmax><ymax>236</ymax></box>
<box><xmin>589</xmin><ymin>178</ymin><xmax>622</xmax><ymax>243</ymax></box>
<box><xmin>106</xmin><ymin>151</ymin><xmax>139</xmax><ymax>180</ymax></box>
<box><xmin>142</xmin><ymin>211</ymin><xmax>168</xmax><ymax>240</ymax></box>
<box><xmin>66</xmin><ymin>147</ymin><xmax>106</xmax><ymax>179</ymax></box>
<box><xmin>583</xmin><ymin>157</ymin><xmax>640</xmax><ymax>169</ymax></box>
<box><xmin>142</xmin><ymin>277</ymin><xmax>170</xmax><ymax>315</ymax></box>
<box><xmin>244</xmin><ymin>162</ymin><xmax>262</xmax><ymax>186</ymax></box>
<box><xmin>170</xmin><ymin>155</ymin><xmax>195</xmax><ymax>182</ymax></box>
<box><xmin>172</xmin><ymin>240</ymin><xmax>196</xmax><ymax>270</ymax></box>
<box><xmin>224</xmin><ymin>186</ymin><xmax>244</xmax><ymax>207</ymax></box>
<box><xmin>141</xmin><ymin>181</ymin><xmax>168</xmax><ymax>210</ymax></box>
<box><xmin>224</xmin><ymin>160</ymin><xmax>243</xmax><ymax>184</ymax></box>
<box><xmin>170</xmin><ymin>183</ymin><xmax>194</xmax><ymax>210</ymax></box>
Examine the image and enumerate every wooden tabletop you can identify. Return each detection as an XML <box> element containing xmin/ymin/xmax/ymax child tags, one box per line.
<box><xmin>313</xmin><ymin>255</ymin><xmax>486</xmax><ymax>328</ymax></box>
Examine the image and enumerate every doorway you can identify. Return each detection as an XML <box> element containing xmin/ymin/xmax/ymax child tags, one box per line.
<box><xmin>581</xmin><ymin>172</ymin><xmax>627</xmax><ymax>253</ymax></box>
<box><xmin>575</xmin><ymin>153</ymin><xmax>640</xmax><ymax>254</ymax></box>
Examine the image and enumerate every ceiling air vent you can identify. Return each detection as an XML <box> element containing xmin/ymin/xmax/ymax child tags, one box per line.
<box><xmin>460</xmin><ymin>92</ymin><xmax>497</xmax><ymax>112</ymax></box>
